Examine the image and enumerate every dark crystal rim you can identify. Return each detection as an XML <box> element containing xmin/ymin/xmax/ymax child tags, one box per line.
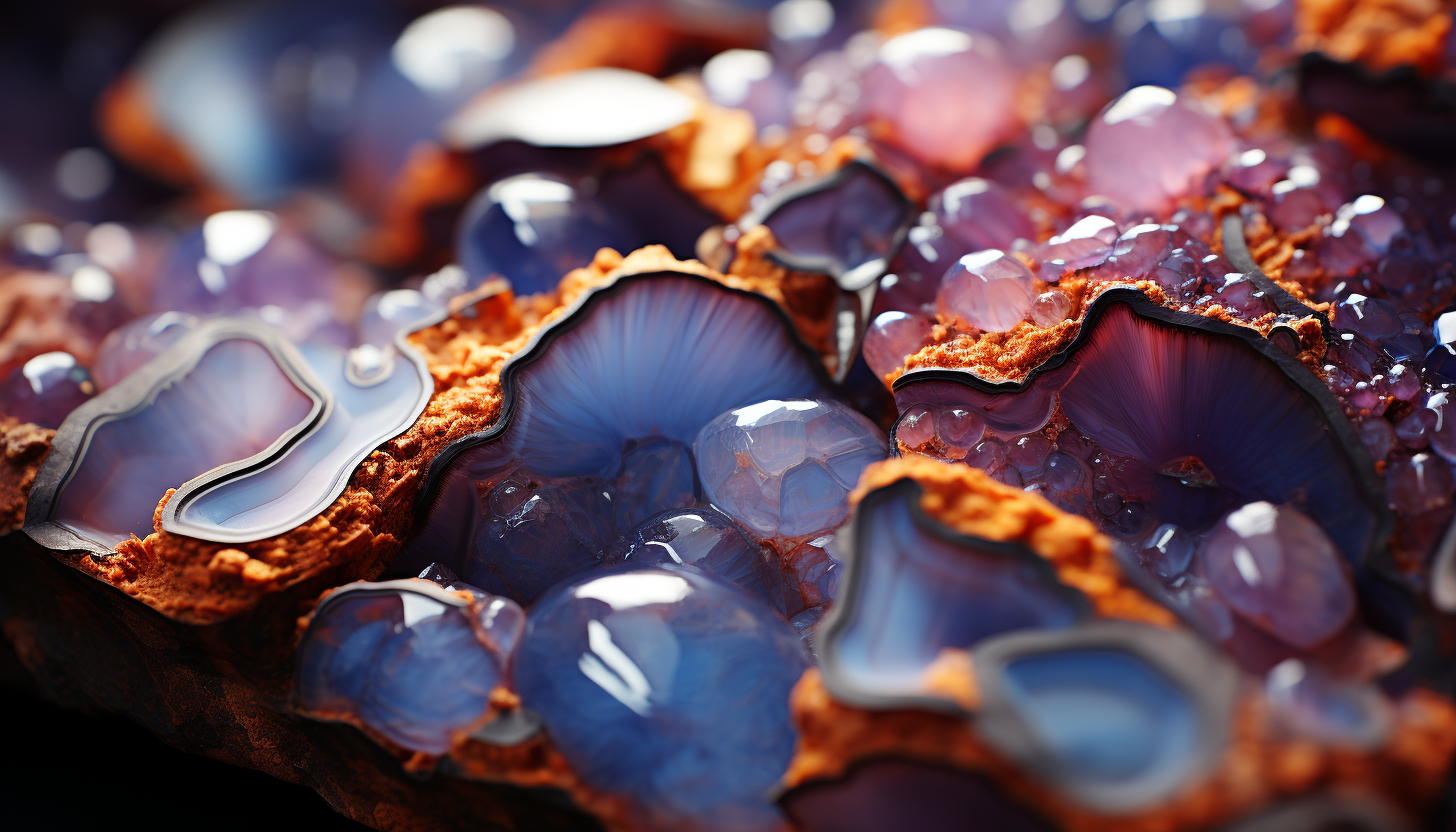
<box><xmin>742</xmin><ymin>159</ymin><xmax>915</xmax><ymax>292</ymax></box>
<box><xmin>1215</xmin><ymin>791</ymin><xmax>1413</xmax><ymax>832</ymax></box>
<box><xmin>23</xmin><ymin>318</ymin><xmax>330</xmax><ymax>559</ymax></box>
<box><xmin>890</xmin><ymin>286</ymin><xmax>1401</xmax><ymax>623</ymax></box>
<box><xmin>815</xmin><ymin>476</ymin><xmax>1093</xmax><ymax>717</ymax></box>
<box><xmin>1219</xmin><ymin>213</ymin><xmax>1330</xmax><ymax>329</ymax></box>
<box><xmin>971</xmin><ymin>620</ymin><xmax>1240</xmax><ymax>814</ymax></box>
<box><xmin>412</xmin><ymin>268</ymin><xmax>841</xmax><ymax>522</ymax></box>
<box><xmin>160</xmin><ymin>312</ymin><xmax>439</xmax><ymax>544</ymax></box>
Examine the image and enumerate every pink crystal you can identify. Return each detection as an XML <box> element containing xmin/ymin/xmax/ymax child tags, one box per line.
<box><xmin>894</xmin><ymin>405</ymin><xmax>936</xmax><ymax>452</ymax></box>
<box><xmin>862</xmin><ymin>28</ymin><xmax>1019</xmax><ymax>171</ymax></box>
<box><xmin>1035</xmin><ymin>214</ymin><xmax>1119</xmax><ymax>280</ymax></box>
<box><xmin>1200</xmin><ymin>502</ymin><xmax>1356</xmax><ymax>649</ymax></box>
<box><xmin>1084</xmin><ymin>86</ymin><xmax>1234</xmax><ymax>214</ymax></box>
<box><xmin>863</xmin><ymin>311</ymin><xmax>933</xmax><ymax>381</ymax></box>
<box><xmin>935</xmin><ymin>250</ymin><xmax>1035</xmax><ymax>332</ymax></box>
<box><xmin>1029</xmin><ymin>291</ymin><xmax>1072</xmax><ymax>327</ymax></box>
<box><xmin>934</xmin><ymin>408</ymin><xmax>985</xmax><ymax>459</ymax></box>
<box><xmin>933</xmin><ymin>178</ymin><xmax>1034</xmax><ymax>251</ymax></box>
<box><xmin>91</xmin><ymin>312</ymin><xmax>201</xmax><ymax>390</ymax></box>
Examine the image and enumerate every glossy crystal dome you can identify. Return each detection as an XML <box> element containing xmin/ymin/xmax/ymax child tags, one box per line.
<box><xmin>295</xmin><ymin>579</ymin><xmax>520</xmax><ymax>755</ymax></box>
<box><xmin>514</xmin><ymin>564</ymin><xmax>809</xmax><ymax>831</ymax></box>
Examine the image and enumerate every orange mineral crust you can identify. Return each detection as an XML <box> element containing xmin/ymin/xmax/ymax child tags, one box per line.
<box><xmin>852</xmin><ymin>457</ymin><xmax>1176</xmax><ymax>627</ymax></box>
<box><xmin>0</xmin><ymin>271</ymin><xmax>105</xmax><ymax>377</ymax></box>
<box><xmin>1296</xmin><ymin>0</ymin><xmax>1455</xmax><ymax>76</ymax></box>
<box><xmin>21</xmin><ymin>243</ymin><xmax>832</xmax><ymax>625</ymax></box>
<box><xmin>0</xmin><ymin>418</ymin><xmax>51</xmax><ymax>536</ymax></box>
<box><xmin>785</xmin><ymin>665</ymin><xmax>1456</xmax><ymax>832</ymax></box>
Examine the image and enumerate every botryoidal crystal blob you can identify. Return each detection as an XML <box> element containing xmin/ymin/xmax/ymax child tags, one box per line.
<box><xmin>514</xmin><ymin>564</ymin><xmax>810</xmax><ymax>832</ymax></box>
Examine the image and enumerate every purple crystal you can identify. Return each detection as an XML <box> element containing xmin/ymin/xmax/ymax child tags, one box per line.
<box><xmin>861</xmin><ymin>28</ymin><xmax>1018</xmax><ymax>171</ymax></box>
<box><xmin>695</xmin><ymin>399</ymin><xmax>887</xmax><ymax>542</ymax></box>
<box><xmin>1036</xmin><ymin>215</ymin><xmax>1119</xmax><ymax>280</ymax></box>
<box><xmin>295</xmin><ymin>581</ymin><xmax>513</xmax><ymax>755</ymax></box>
<box><xmin>1084</xmin><ymin>86</ymin><xmax>1233</xmax><ymax>214</ymax></box>
<box><xmin>611</xmin><ymin>436</ymin><xmax>701</xmax><ymax>531</ymax></box>
<box><xmin>1319</xmin><ymin>195</ymin><xmax>1405</xmax><ymax>277</ymax></box>
<box><xmin>702</xmin><ymin>49</ymin><xmax>793</xmax><ymax>131</ymax></box>
<box><xmin>1200</xmin><ymin>502</ymin><xmax>1356</xmax><ymax>649</ymax></box>
<box><xmin>1264</xmin><ymin>658</ymin><xmax>1391</xmax><ymax>746</ymax></box>
<box><xmin>933</xmin><ymin>178</ymin><xmax>1034</xmax><ymax>252</ymax></box>
<box><xmin>936</xmin><ymin>250</ymin><xmax>1036</xmax><ymax>332</ymax></box>
<box><xmin>1139</xmin><ymin>523</ymin><xmax>1196</xmax><ymax>582</ymax></box>
<box><xmin>863</xmin><ymin>311</ymin><xmax>933</xmax><ymax>381</ymax></box>
<box><xmin>1333</xmin><ymin>294</ymin><xmax>1402</xmax><ymax>342</ymax></box>
<box><xmin>457</xmin><ymin>174</ymin><xmax>630</xmax><ymax>296</ymax></box>
<box><xmin>1096</xmin><ymin>223</ymin><xmax>1173</xmax><ymax>281</ymax></box>
<box><xmin>1384</xmin><ymin>453</ymin><xmax>1453</xmax><ymax>515</ymax></box>
<box><xmin>401</xmin><ymin>275</ymin><xmax>835</xmax><ymax>591</ymax></box>
<box><xmin>935</xmin><ymin>408</ymin><xmax>986</xmax><ymax>460</ymax></box>
<box><xmin>605</xmin><ymin>507</ymin><xmax>800</xmax><ymax>618</ymax></box>
<box><xmin>758</xmin><ymin>162</ymin><xmax>912</xmax><ymax>286</ymax></box>
<box><xmin>0</xmin><ymin>351</ymin><xmax>93</xmax><ymax>429</ymax></box>
<box><xmin>514</xmin><ymin>564</ymin><xmax>808</xmax><ymax>830</ymax></box>
<box><xmin>151</xmin><ymin>211</ymin><xmax>354</xmax><ymax>345</ymax></box>
<box><xmin>91</xmin><ymin>312</ymin><xmax>200</xmax><ymax>390</ymax></box>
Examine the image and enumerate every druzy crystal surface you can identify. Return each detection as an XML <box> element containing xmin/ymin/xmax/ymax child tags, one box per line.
<box><xmin>694</xmin><ymin>398</ymin><xmax>888</xmax><ymax>541</ymax></box>
<box><xmin>515</xmin><ymin>565</ymin><xmax>809</xmax><ymax>832</ymax></box>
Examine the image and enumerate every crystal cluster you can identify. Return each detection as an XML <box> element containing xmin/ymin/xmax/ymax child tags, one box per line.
<box><xmin>9</xmin><ymin>1</ymin><xmax>1456</xmax><ymax>831</ymax></box>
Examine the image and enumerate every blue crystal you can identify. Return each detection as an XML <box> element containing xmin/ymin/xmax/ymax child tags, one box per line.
<box><xmin>456</xmin><ymin>173</ymin><xmax>631</xmax><ymax>296</ymax></box>
<box><xmin>515</xmin><ymin>564</ymin><xmax>809</xmax><ymax>830</ymax></box>
<box><xmin>1116</xmin><ymin>2</ymin><xmax>1255</xmax><ymax>89</ymax></box>
<box><xmin>694</xmin><ymin>399</ymin><xmax>888</xmax><ymax>541</ymax></box>
<box><xmin>295</xmin><ymin>583</ymin><xmax>510</xmax><ymax>755</ymax></box>
<box><xmin>1000</xmin><ymin>648</ymin><xmax>1199</xmax><ymax>785</ymax></box>
<box><xmin>611</xmin><ymin>436</ymin><xmax>701</xmax><ymax>531</ymax></box>
<box><xmin>826</xmin><ymin>486</ymin><xmax>1084</xmax><ymax>704</ymax></box>
<box><xmin>605</xmin><ymin>507</ymin><xmax>800</xmax><ymax>617</ymax></box>
<box><xmin>461</xmin><ymin>474</ymin><xmax>618</xmax><ymax>605</ymax></box>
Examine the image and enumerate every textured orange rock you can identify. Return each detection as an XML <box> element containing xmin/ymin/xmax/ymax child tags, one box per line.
<box><xmin>852</xmin><ymin>457</ymin><xmax>1175</xmax><ymax>627</ymax></box>
<box><xmin>1296</xmin><ymin>0</ymin><xmax>1455</xmax><ymax>75</ymax></box>
<box><xmin>13</xmin><ymin>242</ymin><xmax>834</xmax><ymax>626</ymax></box>
<box><xmin>0</xmin><ymin>418</ymin><xmax>51</xmax><ymax>535</ymax></box>
<box><xmin>0</xmin><ymin>271</ymin><xmax>104</xmax><ymax>377</ymax></box>
<box><xmin>790</xmin><ymin>457</ymin><xmax>1456</xmax><ymax>830</ymax></box>
<box><xmin>786</xmin><ymin>666</ymin><xmax>1456</xmax><ymax>832</ymax></box>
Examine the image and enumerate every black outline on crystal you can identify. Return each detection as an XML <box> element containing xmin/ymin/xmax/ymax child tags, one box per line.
<box><xmin>160</xmin><ymin>314</ymin><xmax>437</xmax><ymax>543</ymax></box>
<box><xmin>970</xmin><ymin>620</ymin><xmax>1240</xmax><ymax>814</ymax></box>
<box><xmin>25</xmin><ymin>304</ymin><xmax>444</xmax><ymax>554</ymax></box>
<box><xmin>890</xmin><ymin>287</ymin><xmax>1400</xmax><ymax>610</ymax></box>
<box><xmin>815</xmin><ymin>477</ymin><xmax>1092</xmax><ymax>716</ymax></box>
<box><xmin>742</xmin><ymin>159</ymin><xmax>915</xmax><ymax>293</ymax></box>
<box><xmin>297</xmin><ymin>578</ymin><xmax>540</xmax><ymax>746</ymax></box>
<box><xmin>1219</xmin><ymin>213</ymin><xmax>1330</xmax><ymax>329</ymax></box>
<box><xmin>1215</xmin><ymin>791</ymin><xmax>1412</xmax><ymax>832</ymax></box>
<box><xmin>413</xmin><ymin>268</ymin><xmax>840</xmax><ymax>521</ymax></box>
<box><xmin>23</xmin><ymin>319</ymin><xmax>327</xmax><ymax>558</ymax></box>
